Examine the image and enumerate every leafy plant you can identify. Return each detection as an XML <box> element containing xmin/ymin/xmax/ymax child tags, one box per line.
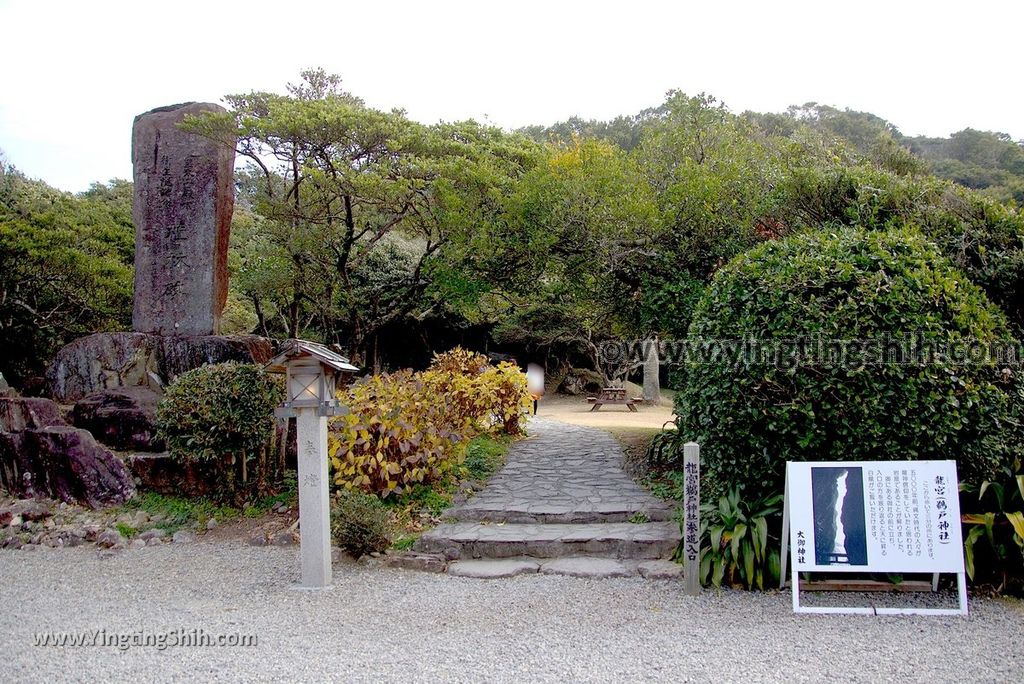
<box><xmin>116</xmin><ymin>492</ymin><xmax>242</xmax><ymax>534</ymax></box>
<box><xmin>960</xmin><ymin>456</ymin><xmax>1024</xmax><ymax>591</ymax></box>
<box><xmin>644</xmin><ymin>471</ymin><xmax>687</xmax><ymax>502</ymax></box>
<box><xmin>391</xmin><ymin>535</ymin><xmax>418</xmax><ymax>552</ymax></box>
<box><xmin>155</xmin><ymin>363</ymin><xmax>284</xmax><ymax>498</ymax></box>
<box><xmin>684</xmin><ymin>487</ymin><xmax>783</xmax><ymax>590</ymax></box>
<box><xmin>645</xmin><ymin>422</ymin><xmax>687</xmax><ymax>472</ymax></box>
<box><xmin>330</xmin><ymin>489</ymin><xmax>392</xmax><ymax>557</ymax></box>
<box><xmin>114</xmin><ymin>523</ymin><xmax>138</xmax><ymax>539</ymax></box>
<box><xmin>329</xmin><ymin>351</ymin><xmax>528</xmax><ymax>497</ymax></box>
<box><xmin>329</xmin><ymin>371</ymin><xmax>467</xmax><ymax>496</ymax></box>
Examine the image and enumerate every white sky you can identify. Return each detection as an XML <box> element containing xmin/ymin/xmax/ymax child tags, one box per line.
<box><xmin>1</xmin><ymin>0</ymin><xmax>1022</xmax><ymax>192</ymax></box>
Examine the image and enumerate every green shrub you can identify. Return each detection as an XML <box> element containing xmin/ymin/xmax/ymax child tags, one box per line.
<box><xmin>674</xmin><ymin>226</ymin><xmax>1019</xmax><ymax>503</ymax></box>
<box><xmin>426</xmin><ymin>347</ymin><xmax>490</xmax><ymax>376</ymax></box>
<box><xmin>331</xmin><ymin>489</ymin><xmax>391</xmax><ymax>557</ymax></box>
<box><xmin>156</xmin><ymin>363</ymin><xmax>283</xmax><ymax>496</ymax></box>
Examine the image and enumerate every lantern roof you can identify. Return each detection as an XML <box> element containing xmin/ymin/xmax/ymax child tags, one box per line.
<box><xmin>265</xmin><ymin>339</ymin><xmax>359</xmax><ymax>374</ymax></box>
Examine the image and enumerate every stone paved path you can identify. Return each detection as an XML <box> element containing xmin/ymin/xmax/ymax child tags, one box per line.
<box><xmin>445</xmin><ymin>419</ymin><xmax>674</xmax><ymax>523</ymax></box>
<box><xmin>413</xmin><ymin>418</ymin><xmax>681</xmax><ymax>578</ymax></box>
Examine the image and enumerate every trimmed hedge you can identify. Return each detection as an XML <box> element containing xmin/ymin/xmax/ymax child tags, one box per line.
<box><xmin>675</xmin><ymin>226</ymin><xmax>1020</xmax><ymax>501</ymax></box>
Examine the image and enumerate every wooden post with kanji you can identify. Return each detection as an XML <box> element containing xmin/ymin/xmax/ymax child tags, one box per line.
<box><xmin>682</xmin><ymin>442</ymin><xmax>701</xmax><ymax>596</ymax></box>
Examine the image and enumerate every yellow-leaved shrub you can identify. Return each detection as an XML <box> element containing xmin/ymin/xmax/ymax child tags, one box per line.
<box><xmin>422</xmin><ymin>348</ymin><xmax>531</xmax><ymax>437</ymax></box>
<box><xmin>328</xmin><ymin>348</ymin><xmax>531</xmax><ymax>496</ymax></box>
<box><xmin>328</xmin><ymin>371</ymin><xmax>466</xmax><ymax>497</ymax></box>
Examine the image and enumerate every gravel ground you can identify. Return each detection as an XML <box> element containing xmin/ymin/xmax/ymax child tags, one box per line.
<box><xmin>1</xmin><ymin>541</ymin><xmax>1022</xmax><ymax>683</ymax></box>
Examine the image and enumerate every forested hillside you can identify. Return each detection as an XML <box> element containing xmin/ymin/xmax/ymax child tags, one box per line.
<box><xmin>2</xmin><ymin>73</ymin><xmax>1022</xmax><ymax>384</ymax></box>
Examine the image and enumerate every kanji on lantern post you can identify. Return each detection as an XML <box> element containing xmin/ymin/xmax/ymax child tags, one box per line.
<box><xmin>266</xmin><ymin>339</ymin><xmax>358</xmax><ymax>588</ymax></box>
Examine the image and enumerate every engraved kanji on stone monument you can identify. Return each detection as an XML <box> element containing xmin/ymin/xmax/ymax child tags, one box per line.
<box><xmin>131</xmin><ymin>102</ymin><xmax>235</xmax><ymax>335</ymax></box>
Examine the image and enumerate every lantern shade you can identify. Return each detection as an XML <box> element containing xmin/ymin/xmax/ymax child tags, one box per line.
<box><xmin>265</xmin><ymin>339</ymin><xmax>359</xmax><ymax>375</ymax></box>
<box><xmin>265</xmin><ymin>339</ymin><xmax>358</xmax><ymax>417</ymax></box>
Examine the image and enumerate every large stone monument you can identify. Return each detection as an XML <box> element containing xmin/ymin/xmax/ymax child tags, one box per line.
<box><xmin>18</xmin><ymin>101</ymin><xmax>282</xmax><ymax>506</ymax></box>
<box><xmin>131</xmin><ymin>102</ymin><xmax>235</xmax><ymax>336</ymax></box>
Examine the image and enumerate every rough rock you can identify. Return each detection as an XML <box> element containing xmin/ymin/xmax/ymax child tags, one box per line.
<box><xmin>45</xmin><ymin>332</ymin><xmax>274</xmax><ymax>403</ymax></box>
<box><xmin>72</xmin><ymin>387</ymin><xmax>164</xmax><ymax>451</ymax></box>
<box><xmin>130</xmin><ymin>538</ymin><xmax>147</xmax><ymax>549</ymax></box>
<box><xmin>0</xmin><ymin>427</ymin><xmax>136</xmax><ymax>507</ymax></box>
<box><xmin>171</xmin><ymin>530</ymin><xmax>195</xmax><ymax>544</ymax></box>
<box><xmin>21</xmin><ymin>501</ymin><xmax>53</xmax><ymax>522</ymax></box>
<box><xmin>158</xmin><ymin>334</ymin><xmax>273</xmax><ymax>380</ymax></box>
<box><xmin>637</xmin><ymin>559</ymin><xmax>683</xmax><ymax>580</ymax></box>
<box><xmin>96</xmin><ymin>528</ymin><xmax>125</xmax><ymax>548</ymax></box>
<box><xmin>0</xmin><ymin>372</ymin><xmax>16</xmax><ymax>397</ymax></box>
<box><xmin>0</xmin><ymin>398</ymin><xmax>67</xmax><ymax>433</ymax></box>
<box><xmin>138</xmin><ymin>528</ymin><xmax>167</xmax><ymax>542</ymax></box>
<box><xmin>331</xmin><ymin>547</ymin><xmax>357</xmax><ymax>565</ymax></box>
<box><xmin>132</xmin><ymin>102</ymin><xmax>236</xmax><ymax>336</ymax></box>
<box><xmin>206</xmin><ymin>518</ymin><xmax>218</xmax><ymax>530</ymax></box>
<box><xmin>45</xmin><ymin>332</ymin><xmax>161</xmax><ymax>403</ymax></box>
<box><xmin>271</xmin><ymin>530</ymin><xmax>297</xmax><ymax>547</ymax></box>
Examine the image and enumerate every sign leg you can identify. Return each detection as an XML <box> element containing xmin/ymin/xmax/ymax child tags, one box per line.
<box><xmin>780</xmin><ymin>466</ymin><xmax>790</xmax><ymax>589</ymax></box>
<box><xmin>956</xmin><ymin>572</ymin><xmax>968</xmax><ymax>616</ymax></box>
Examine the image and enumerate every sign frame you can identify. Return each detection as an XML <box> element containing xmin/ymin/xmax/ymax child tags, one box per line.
<box><xmin>780</xmin><ymin>460</ymin><xmax>968</xmax><ymax>616</ymax></box>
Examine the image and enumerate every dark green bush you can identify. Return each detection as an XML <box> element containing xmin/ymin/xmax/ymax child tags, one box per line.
<box><xmin>770</xmin><ymin>165</ymin><xmax>1024</xmax><ymax>330</ymax></box>
<box><xmin>155</xmin><ymin>363</ymin><xmax>283</xmax><ymax>496</ymax></box>
<box><xmin>331</xmin><ymin>489</ymin><xmax>391</xmax><ymax>557</ymax></box>
<box><xmin>674</xmin><ymin>226</ymin><xmax>1020</xmax><ymax>502</ymax></box>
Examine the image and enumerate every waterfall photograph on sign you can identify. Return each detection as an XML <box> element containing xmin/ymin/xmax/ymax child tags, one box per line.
<box><xmin>811</xmin><ymin>467</ymin><xmax>868</xmax><ymax>566</ymax></box>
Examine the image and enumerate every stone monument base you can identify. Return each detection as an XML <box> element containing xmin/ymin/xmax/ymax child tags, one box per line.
<box><xmin>45</xmin><ymin>332</ymin><xmax>275</xmax><ymax>403</ymax></box>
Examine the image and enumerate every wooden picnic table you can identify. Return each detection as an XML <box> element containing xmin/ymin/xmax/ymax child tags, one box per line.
<box><xmin>588</xmin><ymin>387</ymin><xmax>639</xmax><ymax>412</ymax></box>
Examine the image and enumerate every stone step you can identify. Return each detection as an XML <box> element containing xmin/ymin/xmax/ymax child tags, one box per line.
<box><xmin>414</xmin><ymin>521</ymin><xmax>679</xmax><ymax>560</ymax></box>
<box><xmin>444</xmin><ymin>557</ymin><xmax>683</xmax><ymax>580</ymax></box>
<box><xmin>443</xmin><ymin>500</ymin><xmax>675</xmax><ymax>524</ymax></box>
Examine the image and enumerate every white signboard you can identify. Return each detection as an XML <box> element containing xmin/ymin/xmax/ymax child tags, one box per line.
<box><xmin>784</xmin><ymin>460</ymin><xmax>967</xmax><ymax>616</ymax></box>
